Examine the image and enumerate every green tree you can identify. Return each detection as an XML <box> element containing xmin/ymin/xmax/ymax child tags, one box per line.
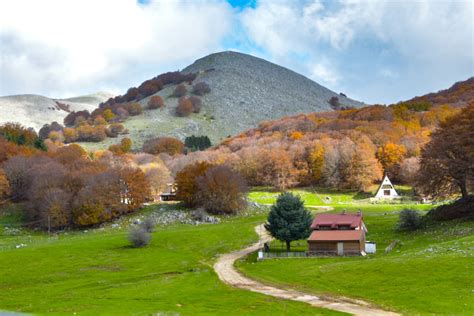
<box><xmin>265</xmin><ymin>192</ymin><xmax>312</xmax><ymax>251</ymax></box>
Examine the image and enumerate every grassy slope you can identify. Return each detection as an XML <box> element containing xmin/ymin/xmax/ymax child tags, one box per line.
<box><xmin>0</xmin><ymin>204</ymin><xmax>339</xmax><ymax>316</ymax></box>
<box><xmin>239</xmin><ymin>189</ymin><xmax>474</xmax><ymax>315</ymax></box>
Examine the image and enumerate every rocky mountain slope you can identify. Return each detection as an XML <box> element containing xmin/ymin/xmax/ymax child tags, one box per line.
<box><xmin>83</xmin><ymin>51</ymin><xmax>363</xmax><ymax>150</ymax></box>
<box><xmin>0</xmin><ymin>92</ymin><xmax>114</xmax><ymax>131</ymax></box>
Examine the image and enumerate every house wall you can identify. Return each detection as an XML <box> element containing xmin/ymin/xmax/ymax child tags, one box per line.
<box><xmin>308</xmin><ymin>241</ymin><xmax>362</xmax><ymax>255</ymax></box>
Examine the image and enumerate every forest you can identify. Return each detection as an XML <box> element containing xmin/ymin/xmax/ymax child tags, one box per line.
<box><xmin>1</xmin><ymin>79</ymin><xmax>473</xmax><ymax>230</ymax></box>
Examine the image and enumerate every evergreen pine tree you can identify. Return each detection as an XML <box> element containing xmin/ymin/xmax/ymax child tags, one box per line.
<box><xmin>265</xmin><ymin>192</ymin><xmax>313</xmax><ymax>251</ymax></box>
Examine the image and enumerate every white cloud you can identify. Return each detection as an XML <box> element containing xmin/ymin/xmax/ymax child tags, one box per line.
<box><xmin>310</xmin><ymin>62</ymin><xmax>339</xmax><ymax>86</ymax></box>
<box><xmin>0</xmin><ymin>0</ymin><xmax>233</xmax><ymax>97</ymax></box>
<box><xmin>240</xmin><ymin>0</ymin><xmax>474</xmax><ymax>103</ymax></box>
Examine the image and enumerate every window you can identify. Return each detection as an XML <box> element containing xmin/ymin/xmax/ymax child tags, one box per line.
<box><xmin>384</xmin><ymin>189</ymin><xmax>391</xmax><ymax>196</ymax></box>
<box><xmin>338</xmin><ymin>225</ymin><xmax>351</xmax><ymax>230</ymax></box>
<box><xmin>318</xmin><ymin>225</ymin><xmax>331</xmax><ymax>230</ymax></box>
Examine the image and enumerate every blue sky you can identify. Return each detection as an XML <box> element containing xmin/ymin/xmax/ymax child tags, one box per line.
<box><xmin>1</xmin><ymin>0</ymin><xmax>473</xmax><ymax>104</ymax></box>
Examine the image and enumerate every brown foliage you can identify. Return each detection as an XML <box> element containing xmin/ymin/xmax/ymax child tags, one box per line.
<box><xmin>175</xmin><ymin>161</ymin><xmax>212</xmax><ymax>207</ymax></box>
<box><xmin>196</xmin><ymin>165</ymin><xmax>247</xmax><ymax>214</ymax></box>
<box><xmin>172</xmin><ymin>84</ymin><xmax>187</xmax><ymax>98</ymax></box>
<box><xmin>192</xmin><ymin>82</ymin><xmax>210</xmax><ymax>96</ymax></box>
<box><xmin>142</xmin><ymin>137</ymin><xmax>184</xmax><ymax>156</ymax></box>
<box><xmin>416</xmin><ymin>103</ymin><xmax>474</xmax><ymax>199</ymax></box>
<box><xmin>176</xmin><ymin>97</ymin><xmax>193</xmax><ymax>117</ymax></box>
<box><xmin>148</xmin><ymin>95</ymin><xmax>164</xmax><ymax>110</ymax></box>
<box><xmin>125</xmin><ymin>102</ymin><xmax>143</xmax><ymax>116</ymax></box>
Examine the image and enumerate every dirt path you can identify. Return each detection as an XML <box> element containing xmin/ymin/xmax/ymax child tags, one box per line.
<box><xmin>213</xmin><ymin>224</ymin><xmax>399</xmax><ymax>316</ymax></box>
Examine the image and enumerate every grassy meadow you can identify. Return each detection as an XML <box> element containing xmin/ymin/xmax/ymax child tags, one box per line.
<box><xmin>1</xmin><ymin>186</ymin><xmax>472</xmax><ymax>315</ymax></box>
<box><xmin>0</xmin><ymin>203</ymin><xmax>337</xmax><ymax>315</ymax></box>
<box><xmin>241</xmin><ymin>188</ymin><xmax>474</xmax><ymax>315</ymax></box>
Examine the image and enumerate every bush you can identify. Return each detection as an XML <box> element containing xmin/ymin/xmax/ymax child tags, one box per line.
<box><xmin>148</xmin><ymin>95</ymin><xmax>164</xmax><ymax>110</ymax></box>
<box><xmin>129</xmin><ymin>226</ymin><xmax>151</xmax><ymax>247</ymax></box>
<box><xmin>126</xmin><ymin>103</ymin><xmax>143</xmax><ymax>116</ymax></box>
<box><xmin>192</xmin><ymin>82</ymin><xmax>210</xmax><ymax>96</ymax></box>
<box><xmin>172</xmin><ymin>84</ymin><xmax>187</xmax><ymax>98</ymax></box>
<box><xmin>188</xmin><ymin>96</ymin><xmax>202</xmax><ymax>113</ymax></box>
<box><xmin>176</xmin><ymin>97</ymin><xmax>193</xmax><ymax>117</ymax></box>
<box><xmin>142</xmin><ymin>137</ymin><xmax>184</xmax><ymax>156</ymax></box>
<box><xmin>397</xmin><ymin>209</ymin><xmax>424</xmax><ymax>231</ymax></box>
<box><xmin>427</xmin><ymin>196</ymin><xmax>474</xmax><ymax>221</ymax></box>
<box><xmin>141</xmin><ymin>216</ymin><xmax>156</xmax><ymax>233</ymax></box>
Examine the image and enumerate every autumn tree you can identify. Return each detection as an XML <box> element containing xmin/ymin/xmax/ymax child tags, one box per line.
<box><xmin>265</xmin><ymin>192</ymin><xmax>312</xmax><ymax>251</ymax></box>
<box><xmin>0</xmin><ymin>169</ymin><xmax>10</xmax><ymax>203</ymax></box>
<box><xmin>176</xmin><ymin>97</ymin><xmax>193</xmax><ymax>117</ymax></box>
<box><xmin>376</xmin><ymin>142</ymin><xmax>407</xmax><ymax>178</ymax></box>
<box><xmin>148</xmin><ymin>95</ymin><xmax>164</xmax><ymax>109</ymax></box>
<box><xmin>172</xmin><ymin>84</ymin><xmax>187</xmax><ymax>97</ymax></box>
<box><xmin>196</xmin><ymin>165</ymin><xmax>248</xmax><ymax>214</ymax></box>
<box><xmin>192</xmin><ymin>82</ymin><xmax>210</xmax><ymax>96</ymax></box>
<box><xmin>188</xmin><ymin>96</ymin><xmax>202</xmax><ymax>113</ymax></box>
<box><xmin>142</xmin><ymin>137</ymin><xmax>184</xmax><ymax>156</ymax></box>
<box><xmin>109</xmin><ymin>137</ymin><xmax>132</xmax><ymax>155</ymax></box>
<box><xmin>308</xmin><ymin>144</ymin><xmax>324</xmax><ymax>183</ymax></box>
<box><xmin>416</xmin><ymin>104</ymin><xmax>474</xmax><ymax>199</ymax></box>
<box><xmin>175</xmin><ymin>161</ymin><xmax>212</xmax><ymax>207</ymax></box>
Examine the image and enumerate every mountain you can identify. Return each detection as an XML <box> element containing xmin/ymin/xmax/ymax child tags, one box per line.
<box><xmin>402</xmin><ymin>77</ymin><xmax>474</xmax><ymax>107</ymax></box>
<box><xmin>0</xmin><ymin>92</ymin><xmax>114</xmax><ymax>131</ymax></box>
<box><xmin>80</xmin><ymin>51</ymin><xmax>363</xmax><ymax>150</ymax></box>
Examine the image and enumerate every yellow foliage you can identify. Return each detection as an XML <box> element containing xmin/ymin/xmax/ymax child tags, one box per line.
<box><xmin>308</xmin><ymin>144</ymin><xmax>324</xmax><ymax>182</ymax></box>
<box><xmin>290</xmin><ymin>131</ymin><xmax>303</xmax><ymax>140</ymax></box>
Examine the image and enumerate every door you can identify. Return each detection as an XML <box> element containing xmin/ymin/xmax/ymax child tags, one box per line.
<box><xmin>337</xmin><ymin>242</ymin><xmax>344</xmax><ymax>256</ymax></box>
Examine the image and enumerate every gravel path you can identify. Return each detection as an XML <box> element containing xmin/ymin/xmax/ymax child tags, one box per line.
<box><xmin>213</xmin><ymin>224</ymin><xmax>399</xmax><ymax>316</ymax></box>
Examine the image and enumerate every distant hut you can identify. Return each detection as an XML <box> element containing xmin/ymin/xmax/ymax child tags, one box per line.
<box><xmin>160</xmin><ymin>183</ymin><xmax>178</xmax><ymax>201</ymax></box>
<box><xmin>374</xmin><ymin>175</ymin><xmax>398</xmax><ymax>199</ymax></box>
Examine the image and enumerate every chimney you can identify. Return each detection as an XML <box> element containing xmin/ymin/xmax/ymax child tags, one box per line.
<box><xmin>357</xmin><ymin>209</ymin><xmax>362</xmax><ymax>216</ymax></box>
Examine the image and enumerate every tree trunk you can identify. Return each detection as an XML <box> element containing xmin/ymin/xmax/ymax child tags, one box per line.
<box><xmin>459</xmin><ymin>180</ymin><xmax>468</xmax><ymax>199</ymax></box>
<box><xmin>285</xmin><ymin>240</ymin><xmax>291</xmax><ymax>252</ymax></box>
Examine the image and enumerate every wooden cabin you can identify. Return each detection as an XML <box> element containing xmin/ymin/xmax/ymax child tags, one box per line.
<box><xmin>307</xmin><ymin>211</ymin><xmax>367</xmax><ymax>256</ymax></box>
<box><xmin>160</xmin><ymin>183</ymin><xmax>178</xmax><ymax>201</ymax></box>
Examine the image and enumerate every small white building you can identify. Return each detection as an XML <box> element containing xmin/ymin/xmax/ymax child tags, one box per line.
<box><xmin>374</xmin><ymin>175</ymin><xmax>399</xmax><ymax>199</ymax></box>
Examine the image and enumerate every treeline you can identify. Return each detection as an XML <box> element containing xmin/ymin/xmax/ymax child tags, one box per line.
<box><xmin>0</xmin><ymin>124</ymin><xmax>172</xmax><ymax>230</ymax></box>
<box><xmin>168</xmin><ymin>103</ymin><xmax>462</xmax><ymax>191</ymax></box>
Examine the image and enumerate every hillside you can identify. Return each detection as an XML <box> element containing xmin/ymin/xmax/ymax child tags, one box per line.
<box><xmin>0</xmin><ymin>92</ymin><xmax>114</xmax><ymax>131</ymax></box>
<box><xmin>403</xmin><ymin>76</ymin><xmax>474</xmax><ymax>107</ymax></box>
<box><xmin>78</xmin><ymin>51</ymin><xmax>363</xmax><ymax>150</ymax></box>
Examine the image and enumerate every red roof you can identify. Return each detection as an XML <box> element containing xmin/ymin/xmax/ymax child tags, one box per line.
<box><xmin>310</xmin><ymin>213</ymin><xmax>362</xmax><ymax>229</ymax></box>
<box><xmin>308</xmin><ymin>230</ymin><xmax>364</xmax><ymax>242</ymax></box>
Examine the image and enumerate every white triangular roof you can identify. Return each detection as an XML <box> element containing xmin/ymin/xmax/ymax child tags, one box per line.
<box><xmin>375</xmin><ymin>175</ymin><xmax>398</xmax><ymax>198</ymax></box>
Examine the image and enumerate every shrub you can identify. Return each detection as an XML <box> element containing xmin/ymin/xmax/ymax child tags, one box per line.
<box><xmin>396</xmin><ymin>209</ymin><xmax>424</xmax><ymax>231</ymax></box>
<box><xmin>172</xmin><ymin>84</ymin><xmax>187</xmax><ymax>98</ymax></box>
<box><xmin>105</xmin><ymin>123</ymin><xmax>125</xmax><ymax>138</ymax></box>
<box><xmin>176</xmin><ymin>97</ymin><xmax>193</xmax><ymax>117</ymax></box>
<box><xmin>142</xmin><ymin>137</ymin><xmax>184</xmax><ymax>156</ymax></box>
<box><xmin>192</xmin><ymin>82</ymin><xmax>210</xmax><ymax>96</ymax></box>
<box><xmin>103</xmin><ymin>109</ymin><xmax>116</xmax><ymax>122</ymax></box>
<box><xmin>129</xmin><ymin>226</ymin><xmax>151</xmax><ymax>247</ymax></box>
<box><xmin>188</xmin><ymin>96</ymin><xmax>202</xmax><ymax>113</ymax></box>
<box><xmin>328</xmin><ymin>96</ymin><xmax>342</xmax><ymax>110</ymax></box>
<box><xmin>141</xmin><ymin>216</ymin><xmax>155</xmax><ymax>233</ymax></box>
<box><xmin>148</xmin><ymin>95</ymin><xmax>164</xmax><ymax>110</ymax></box>
<box><xmin>126</xmin><ymin>103</ymin><xmax>143</xmax><ymax>116</ymax></box>
<box><xmin>63</xmin><ymin>128</ymin><xmax>78</xmax><ymax>143</ymax></box>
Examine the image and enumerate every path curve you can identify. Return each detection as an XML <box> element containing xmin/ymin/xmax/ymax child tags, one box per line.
<box><xmin>214</xmin><ymin>224</ymin><xmax>399</xmax><ymax>316</ymax></box>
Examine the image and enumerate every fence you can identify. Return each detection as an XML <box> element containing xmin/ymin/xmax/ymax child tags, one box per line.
<box><xmin>258</xmin><ymin>250</ymin><xmax>308</xmax><ymax>260</ymax></box>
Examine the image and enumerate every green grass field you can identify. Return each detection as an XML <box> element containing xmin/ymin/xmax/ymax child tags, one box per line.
<box><xmin>0</xmin><ymin>204</ymin><xmax>338</xmax><ymax>315</ymax></box>
<box><xmin>1</xmin><ymin>187</ymin><xmax>472</xmax><ymax>315</ymax></box>
<box><xmin>241</xmin><ymin>189</ymin><xmax>474</xmax><ymax>315</ymax></box>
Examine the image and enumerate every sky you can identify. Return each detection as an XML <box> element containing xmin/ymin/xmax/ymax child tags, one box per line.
<box><xmin>0</xmin><ymin>0</ymin><xmax>473</xmax><ymax>104</ymax></box>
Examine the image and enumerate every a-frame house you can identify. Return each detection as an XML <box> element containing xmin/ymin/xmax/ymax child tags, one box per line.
<box><xmin>374</xmin><ymin>175</ymin><xmax>399</xmax><ymax>199</ymax></box>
